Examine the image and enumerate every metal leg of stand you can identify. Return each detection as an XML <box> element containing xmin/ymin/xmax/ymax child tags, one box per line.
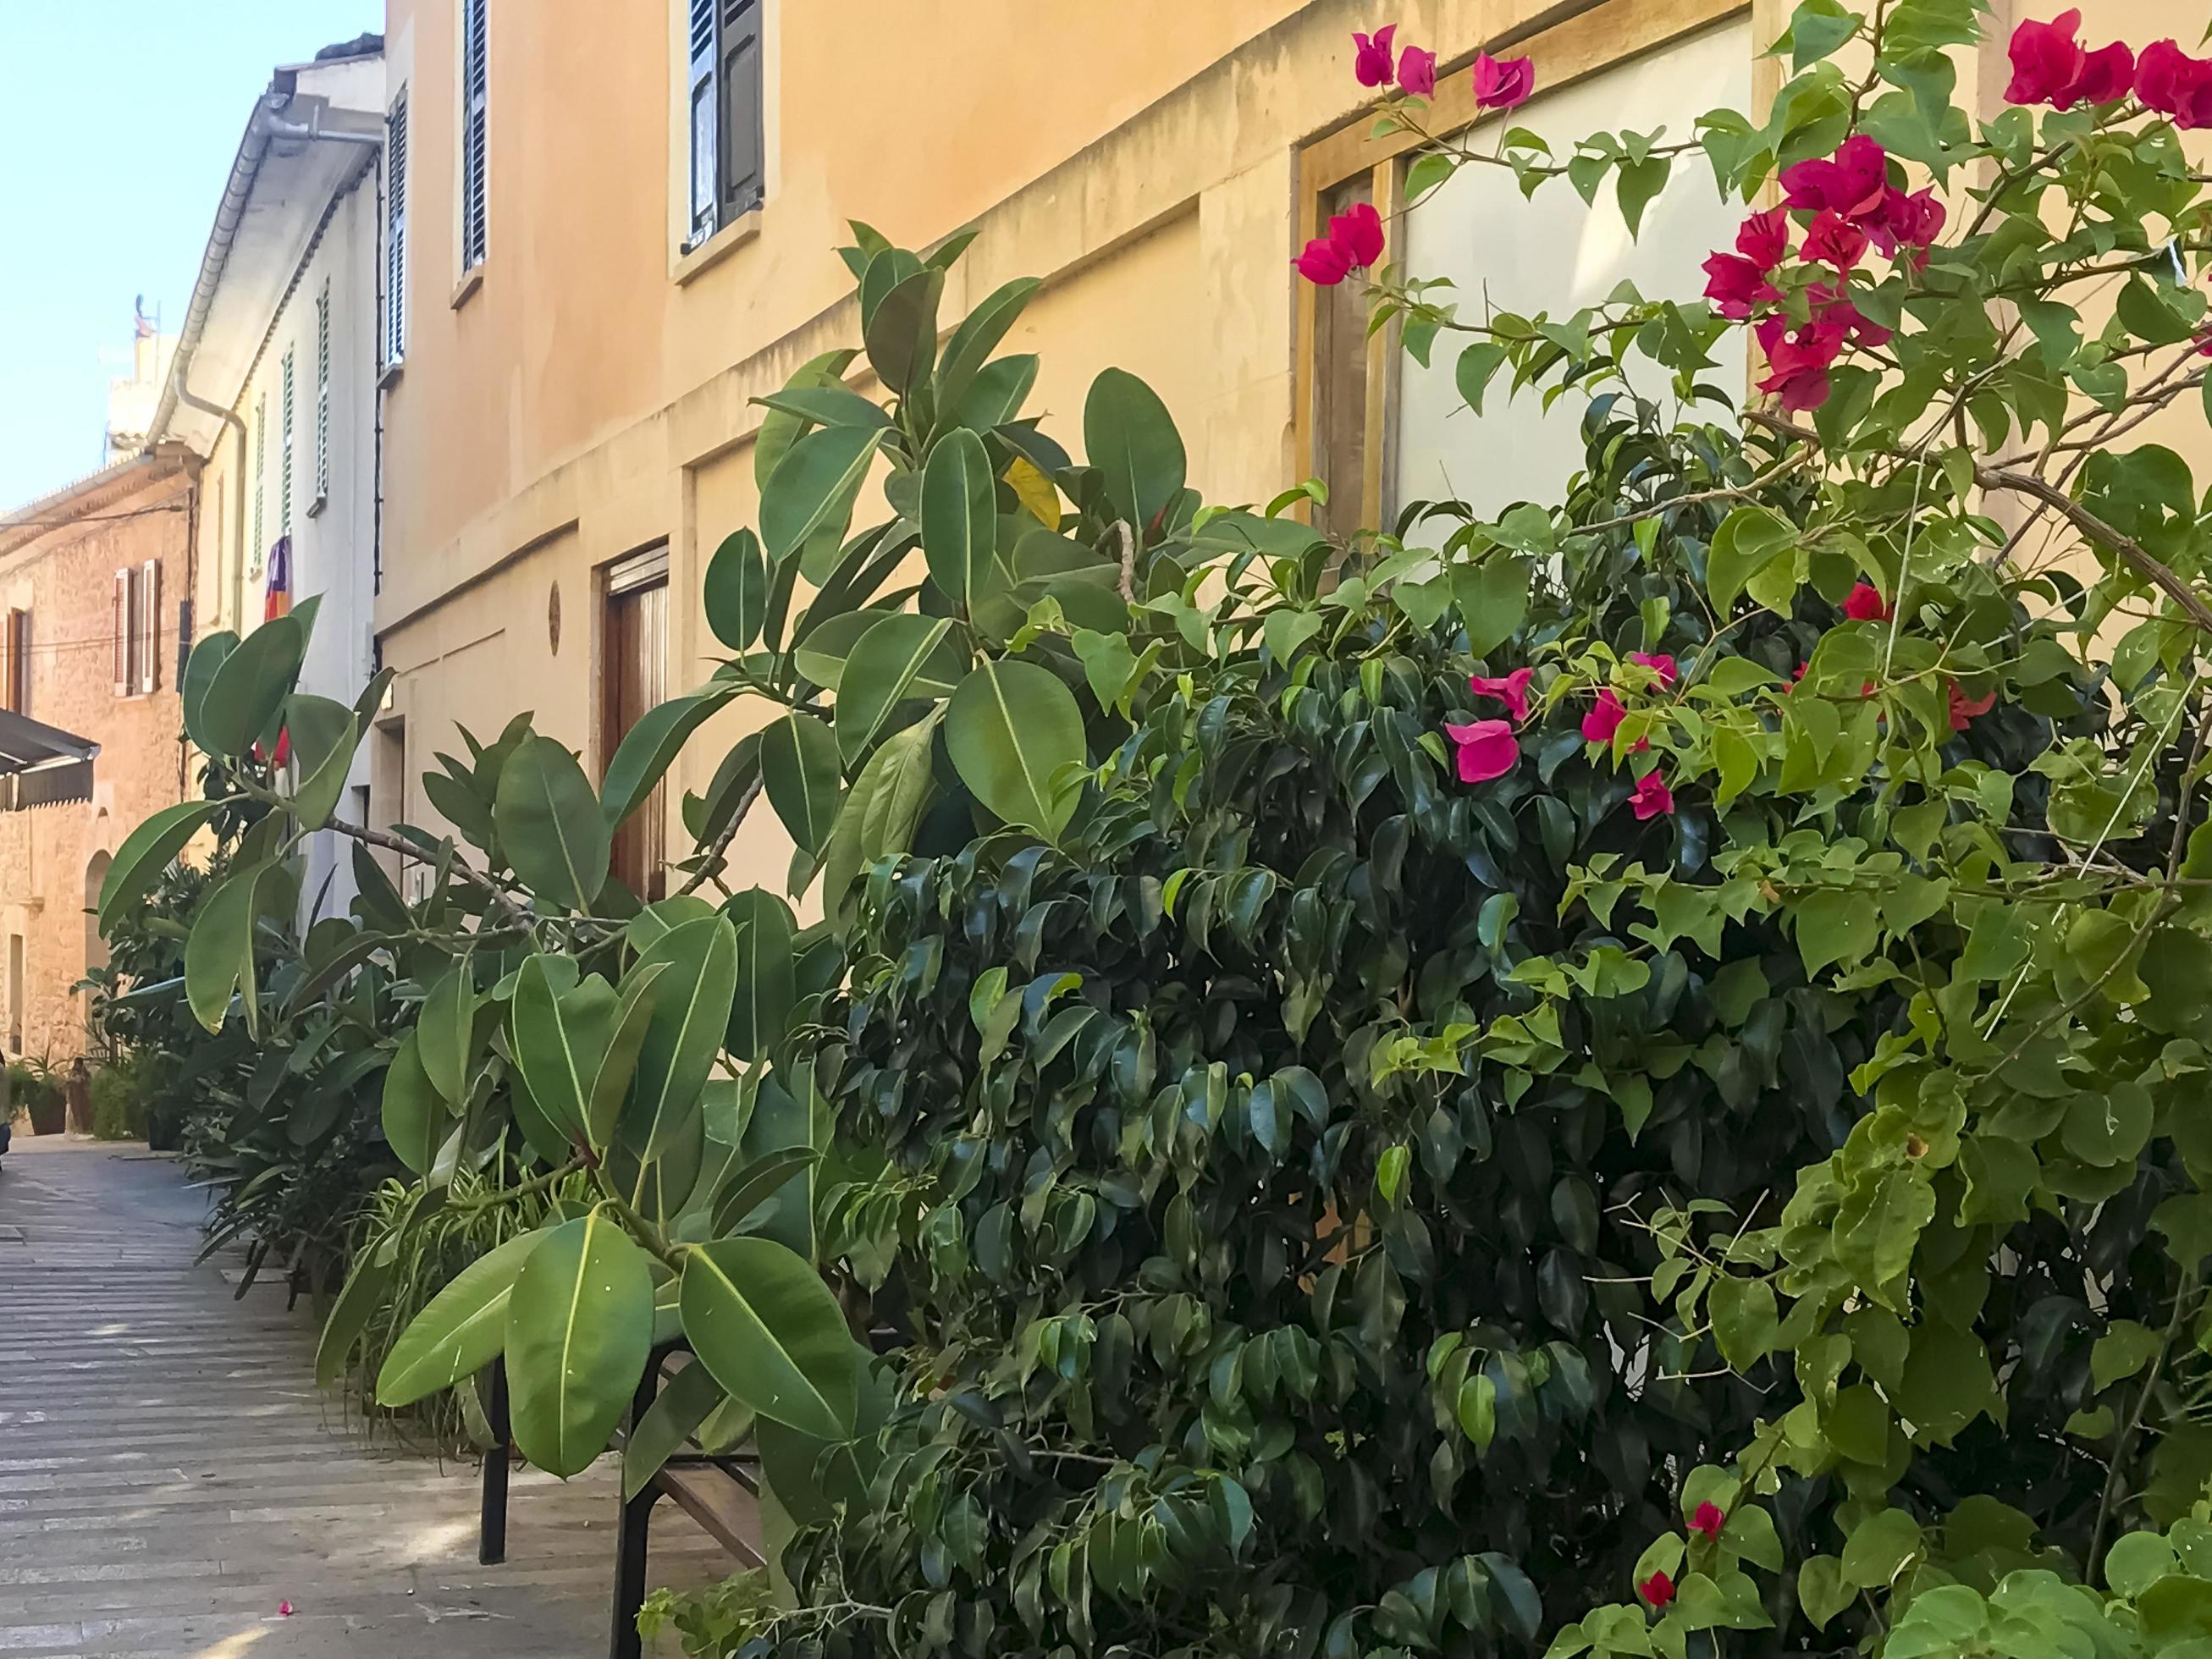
<box><xmin>478</xmin><ymin>1363</ymin><xmax>510</xmax><ymax>1566</ymax></box>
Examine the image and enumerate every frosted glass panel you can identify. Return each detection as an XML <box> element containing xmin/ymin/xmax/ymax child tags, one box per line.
<box><xmin>1392</xmin><ymin>22</ymin><xmax>1752</xmax><ymax>519</ymax></box>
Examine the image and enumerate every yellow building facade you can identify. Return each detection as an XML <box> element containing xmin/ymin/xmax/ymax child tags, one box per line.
<box><xmin>369</xmin><ymin>0</ymin><xmax>2171</xmax><ymax>895</ymax></box>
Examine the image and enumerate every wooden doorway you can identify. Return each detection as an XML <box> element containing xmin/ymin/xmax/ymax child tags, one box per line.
<box><xmin>603</xmin><ymin>548</ymin><xmax>670</xmax><ymax>901</ymax></box>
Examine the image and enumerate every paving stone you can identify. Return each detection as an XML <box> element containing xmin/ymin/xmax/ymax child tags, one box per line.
<box><xmin>0</xmin><ymin>1138</ymin><xmax>729</xmax><ymax>1655</ymax></box>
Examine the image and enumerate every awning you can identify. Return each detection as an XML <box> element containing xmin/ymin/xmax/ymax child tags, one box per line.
<box><xmin>0</xmin><ymin>709</ymin><xmax>98</xmax><ymax>811</ymax></box>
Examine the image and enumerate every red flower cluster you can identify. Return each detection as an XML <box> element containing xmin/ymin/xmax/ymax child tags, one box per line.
<box><xmin>1472</xmin><ymin>52</ymin><xmax>1535</xmax><ymax>112</ymax></box>
<box><xmin>2005</xmin><ymin>14</ymin><xmax>2212</xmax><ymax>127</ymax></box>
<box><xmin>1295</xmin><ymin>201</ymin><xmax>1385</xmax><ymax>286</ymax></box>
<box><xmin>1639</xmin><ymin>1568</ymin><xmax>1676</xmax><ymax>1608</ymax></box>
<box><xmin>1630</xmin><ymin>770</ymin><xmax>1675</xmax><ymax>821</ymax></box>
<box><xmin>1581</xmin><ymin>686</ymin><xmax>1648</xmax><ymax>751</ymax></box>
<box><xmin>1701</xmin><ymin>135</ymin><xmax>1942</xmax><ymax>413</ymax></box>
<box><xmin>1844</xmin><ymin>581</ymin><xmax>1893</xmax><ymax>622</ymax></box>
<box><xmin>1351</xmin><ymin>25</ymin><xmax>1533</xmax><ymax>110</ymax></box>
<box><xmin>1690</xmin><ymin>1502</ymin><xmax>1726</xmax><ymax>1540</ymax></box>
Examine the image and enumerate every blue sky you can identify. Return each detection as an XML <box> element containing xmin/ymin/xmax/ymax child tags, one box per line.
<box><xmin>0</xmin><ymin>2</ymin><xmax>383</xmax><ymax>509</ymax></box>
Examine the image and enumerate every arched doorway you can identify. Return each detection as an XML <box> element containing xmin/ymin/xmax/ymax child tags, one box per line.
<box><xmin>83</xmin><ymin>850</ymin><xmax>111</xmax><ymax>1049</ymax></box>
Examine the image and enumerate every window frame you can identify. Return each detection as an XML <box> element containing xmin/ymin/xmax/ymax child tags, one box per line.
<box><xmin>680</xmin><ymin>0</ymin><xmax>765</xmax><ymax>254</ymax></box>
<box><xmin>251</xmin><ymin>392</ymin><xmax>268</xmax><ymax>573</ymax></box>
<box><xmin>279</xmin><ymin>347</ymin><xmax>295</xmax><ymax>542</ymax></box>
<box><xmin>1293</xmin><ymin>0</ymin><xmax>1751</xmax><ymax>535</ymax></box>
<box><xmin>458</xmin><ymin>0</ymin><xmax>489</xmax><ymax>275</ymax></box>
<box><xmin>383</xmin><ymin>91</ymin><xmax>410</xmax><ymax>370</ymax></box>
<box><xmin>312</xmin><ymin>281</ymin><xmax>331</xmax><ymax>512</ymax></box>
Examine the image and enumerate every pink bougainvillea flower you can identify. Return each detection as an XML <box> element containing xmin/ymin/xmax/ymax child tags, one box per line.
<box><xmin>1867</xmin><ymin>186</ymin><xmax>1945</xmax><ymax>264</ymax></box>
<box><xmin>1330</xmin><ymin>201</ymin><xmax>1386</xmax><ymax>269</ymax></box>
<box><xmin>1948</xmin><ymin>682</ymin><xmax>1998</xmax><ymax>731</ymax></box>
<box><xmin>1801</xmin><ymin>208</ymin><xmax>1870</xmax><ymax>272</ymax></box>
<box><xmin>1445</xmin><ymin>719</ymin><xmax>1520</xmax><ymax>783</ymax></box>
<box><xmin>1472</xmin><ymin>52</ymin><xmax>1536</xmax><ymax>111</ymax></box>
<box><xmin>2004</xmin><ymin>10</ymin><xmax>2085</xmax><ymax>106</ymax></box>
<box><xmin>2064</xmin><ymin>40</ymin><xmax>2136</xmax><ymax>107</ymax></box>
<box><xmin>1736</xmin><ymin>207</ymin><xmax>1791</xmax><ymax>271</ymax></box>
<box><xmin>279</xmin><ymin>1601</ymin><xmax>295</xmax><ymax>1618</ymax></box>
<box><xmin>1397</xmin><ymin>44</ymin><xmax>1437</xmax><ymax>96</ymax></box>
<box><xmin>1757</xmin><ymin>326</ymin><xmax>1845</xmax><ymax>413</ymax></box>
<box><xmin>1779</xmin><ymin>135</ymin><xmax>1889</xmax><ymax>222</ymax></box>
<box><xmin>1801</xmin><ymin>284</ymin><xmax>1893</xmax><ymax>348</ymax></box>
<box><xmin>1354</xmin><ymin>25</ymin><xmax>1398</xmax><ymax>87</ymax></box>
<box><xmin>2138</xmin><ymin>41</ymin><xmax>2212</xmax><ymax>127</ymax></box>
<box><xmin>1702</xmin><ymin>252</ymin><xmax>1777</xmax><ymax>321</ymax></box>
<box><xmin>1844</xmin><ymin>581</ymin><xmax>1893</xmax><ymax>621</ymax></box>
<box><xmin>1690</xmin><ymin>1502</ymin><xmax>1726</xmax><ymax>1540</ymax></box>
<box><xmin>1630</xmin><ymin>770</ymin><xmax>1676</xmax><ymax>821</ymax></box>
<box><xmin>1640</xmin><ymin>1569</ymin><xmax>1677</xmax><ymax>1608</ymax></box>
<box><xmin>1468</xmin><ymin>666</ymin><xmax>1535</xmax><ymax>724</ymax></box>
<box><xmin>1582</xmin><ymin>687</ymin><xmax>1627</xmax><ymax>743</ymax></box>
<box><xmin>1629</xmin><ymin>651</ymin><xmax>1677</xmax><ymax>687</ymax></box>
<box><xmin>1294</xmin><ymin>236</ymin><xmax>1354</xmax><ymax>285</ymax></box>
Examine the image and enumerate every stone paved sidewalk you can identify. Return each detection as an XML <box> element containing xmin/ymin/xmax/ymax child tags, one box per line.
<box><xmin>0</xmin><ymin>1135</ymin><xmax>724</xmax><ymax>1656</ymax></box>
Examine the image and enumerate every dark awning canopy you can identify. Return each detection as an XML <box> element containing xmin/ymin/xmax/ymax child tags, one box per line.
<box><xmin>0</xmin><ymin>709</ymin><xmax>98</xmax><ymax>810</ymax></box>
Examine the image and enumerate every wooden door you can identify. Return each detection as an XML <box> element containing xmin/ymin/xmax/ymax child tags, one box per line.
<box><xmin>604</xmin><ymin>550</ymin><xmax>670</xmax><ymax>901</ymax></box>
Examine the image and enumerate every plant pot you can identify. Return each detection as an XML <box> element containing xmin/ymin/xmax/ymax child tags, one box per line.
<box><xmin>26</xmin><ymin>1096</ymin><xmax>63</xmax><ymax>1136</ymax></box>
<box><xmin>146</xmin><ymin>1102</ymin><xmax>182</xmax><ymax>1153</ymax></box>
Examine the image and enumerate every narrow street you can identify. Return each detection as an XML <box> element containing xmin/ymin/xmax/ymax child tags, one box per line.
<box><xmin>0</xmin><ymin>1138</ymin><xmax>722</xmax><ymax>1656</ymax></box>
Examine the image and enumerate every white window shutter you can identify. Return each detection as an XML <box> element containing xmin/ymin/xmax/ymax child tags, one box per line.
<box><xmin>113</xmin><ymin>570</ymin><xmax>129</xmax><ymax>696</ymax></box>
<box><xmin>460</xmin><ymin>0</ymin><xmax>488</xmax><ymax>271</ymax></box>
<box><xmin>139</xmin><ymin>560</ymin><xmax>159</xmax><ymax>694</ymax></box>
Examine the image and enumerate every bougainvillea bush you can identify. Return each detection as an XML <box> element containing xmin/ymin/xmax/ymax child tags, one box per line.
<box><xmin>678</xmin><ymin>3</ymin><xmax>2212</xmax><ymax>1657</ymax></box>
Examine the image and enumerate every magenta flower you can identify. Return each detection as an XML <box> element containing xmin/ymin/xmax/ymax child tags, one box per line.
<box><xmin>1354</xmin><ymin>25</ymin><xmax>1398</xmax><ymax>88</ymax></box>
<box><xmin>1294</xmin><ymin>237</ymin><xmax>1354</xmax><ymax>286</ymax></box>
<box><xmin>1801</xmin><ymin>209</ymin><xmax>1869</xmax><ymax>272</ymax></box>
<box><xmin>1779</xmin><ymin>135</ymin><xmax>1889</xmax><ymax>222</ymax></box>
<box><xmin>1640</xmin><ymin>1569</ymin><xmax>1677</xmax><ymax>1608</ymax></box>
<box><xmin>1445</xmin><ymin>719</ymin><xmax>1519</xmax><ymax>784</ymax></box>
<box><xmin>1397</xmin><ymin>44</ymin><xmax>1437</xmax><ymax>96</ymax></box>
<box><xmin>1867</xmin><ymin>186</ymin><xmax>1945</xmax><ymax>264</ymax></box>
<box><xmin>1844</xmin><ymin>581</ymin><xmax>1892</xmax><ymax>621</ymax></box>
<box><xmin>1948</xmin><ymin>682</ymin><xmax>1997</xmax><ymax>731</ymax></box>
<box><xmin>1472</xmin><ymin>52</ymin><xmax>1536</xmax><ymax>111</ymax></box>
<box><xmin>1690</xmin><ymin>1502</ymin><xmax>1726</xmax><ymax>1540</ymax></box>
<box><xmin>1735</xmin><ymin>208</ymin><xmax>1790</xmax><ymax>271</ymax></box>
<box><xmin>2138</xmin><ymin>41</ymin><xmax>2212</xmax><ymax>129</ymax></box>
<box><xmin>1330</xmin><ymin>202</ymin><xmax>1385</xmax><ymax>268</ymax></box>
<box><xmin>1468</xmin><ymin>667</ymin><xmax>1535</xmax><ymax>724</ymax></box>
<box><xmin>1582</xmin><ymin>687</ymin><xmax>1626</xmax><ymax>744</ymax></box>
<box><xmin>2004</xmin><ymin>10</ymin><xmax>2085</xmax><ymax>106</ymax></box>
<box><xmin>1630</xmin><ymin>771</ymin><xmax>1675</xmax><ymax>821</ymax></box>
<box><xmin>2065</xmin><ymin>41</ymin><xmax>2136</xmax><ymax>106</ymax></box>
<box><xmin>1628</xmin><ymin>652</ymin><xmax>1677</xmax><ymax>688</ymax></box>
<box><xmin>1757</xmin><ymin>322</ymin><xmax>1847</xmax><ymax>413</ymax></box>
<box><xmin>1702</xmin><ymin>253</ymin><xmax>1776</xmax><ymax>321</ymax></box>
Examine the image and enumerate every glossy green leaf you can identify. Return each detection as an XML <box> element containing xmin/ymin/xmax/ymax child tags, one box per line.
<box><xmin>505</xmin><ymin>1211</ymin><xmax>656</xmax><ymax>1478</ymax></box>
<box><xmin>284</xmin><ymin>694</ymin><xmax>361</xmax><ymax>832</ymax></box>
<box><xmin>315</xmin><ymin>1240</ymin><xmax>394</xmax><ymax>1390</ymax></box>
<box><xmin>626</xmin><ymin>915</ymin><xmax>740</xmax><ymax>1159</ymax></box>
<box><xmin>713</xmin><ymin>1146</ymin><xmax>824</xmax><ymax>1234</ymax></box>
<box><xmin>602</xmin><ymin>690</ymin><xmax>731</xmax><ymax>831</ymax></box>
<box><xmin>863</xmin><ymin>266</ymin><xmax>945</xmax><ymax>395</ymax></box>
<box><xmin>179</xmin><ymin>629</ymin><xmax>238</xmax><ymax>753</ymax></box>
<box><xmin>380</xmin><ymin>1029</ymin><xmax>443</xmax><ymax>1175</ymax></box>
<box><xmin>762</xmin><ymin>426</ymin><xmax>882</xmax><ymax>565</ymax></box>
<box><xmin>760</xmin><ymin>711</ymin><xmax>842</xmax><ymax>856</ymax></box>
<box><xmin>622</xmin><ymin>1356</ymin><xmax>727</xmax><ymax>1502</ymax></box>
<box><xmin>418</xmin><ymin>962</ymin><xmax>479</xmax><ymax>1106</ymax></box>
<box><xmin>935</xmin><ymin>277</ymin><xmax>1041</xmax><ymax>416</ymax></box>
<box><xmin>376</xmin><ymin>1229</ymin><xmax>547</xmax><ymax>1408</ymax></box>
<box><xmin>494</xmin><ymin>733</ymin><xmax>610</xmax><ymax>911</ymax></box>
<box><xmin>922</xmin><ymin>427</ymin><xmax>998</xmax><ymax>607</ymax></box>
<box><xmin>185</xmin><ymin>863</ymin><xmax>271</xmax><ymax>1034</ymax></box>
<box><xmin>726</xmin><ymin>889</ymin><xmax>797</xmax><ymax>1063</ymax></box>
<box><xmin>945</xmin><ymin>659</ymin><xmax>1084</xmax><ymax>840</ymax></box>
<box><xmin>704</xmin><ymin>528</ymin><xmax>770</xmax><ymax>652</ymax></box>
<box><xmin>819</xmin><ymin>711</ymin><xmax>939</xmax><ymax>910</ymax></box>
<box><xmin>680</xmin><ymin>1236</ymin><xmax>861</xmax><ymax>1439</ymax></box>
<box><xmin>196</xmin><ymin>615</ymin><xmax>306</xmax><ymax>758</ymax></box>
<box><xmin>834</xmin><ymin>614</ymin><xmax>961</xmax><ymax>764</ymax></box>
<box><xmin>754</xmin><ymin>348</ymin><xmax>857</xmax><ymax>492</ymax></box>
<box><xmin>1084</xmin><ymin>367</ymin><xmax>1185</xmax><ymax>536</ymax></box>
<box><xmin>510</xmin><ymin>956</ymin><xmax>618</xmax><ymax>1152</ymax></box>
<box><xmin>587</xmin><ymin>960</ymin><xmax>670</xmax><ymax>1149</ymax></box>
<box><xmin>99</xmin><ymin>799</ymin><xmax>218</xmax><ymax>931</ymax></box>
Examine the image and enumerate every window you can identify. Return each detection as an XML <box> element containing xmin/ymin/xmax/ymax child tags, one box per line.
<box><xmin>383</xmin><ymin>91</ymin><xmax>409</xmax><ymax>365</ymax></box>
<box><xmin>686</xmin><ymin>0</ymin><xmax>764</xmax><ymax>248</ymax></box>
<box><xmin>3</xmin><ymin>609</ymin><xmax>30</xmax><ymax>717</ymax></box>
<box><xmin>459</xmin><ymin>0</ymin><xmax>489</xmax><ymax>273</ymax></box>
<box><xmin>111</xmin><ymin>565</ymin><xmax>162</xmax><ymax>697</ymax></box>
<box><xmin>313</xmin><ymin>282</ymin><xmax>331</xmax><ymax>507</ymax></box>
<box><xmin>603</xmin><ymin>548</ymin><xmax>670</xmax><ymax>900</ymax></box>
<box><xmin>252</xmin><ymin>393</ymin><xmax>267</xmax><ymax>567</ymax></box>
<box><xmin>279</xmin><ymin>348</ymin><xmax>295</xmax><ymax>539</ymax></box>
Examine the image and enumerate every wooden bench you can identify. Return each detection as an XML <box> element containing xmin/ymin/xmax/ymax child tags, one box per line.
<box><xmin>477</xmin><ymin>1342</ymin><xmax>764</xmax><ymax>1659</ymax></box>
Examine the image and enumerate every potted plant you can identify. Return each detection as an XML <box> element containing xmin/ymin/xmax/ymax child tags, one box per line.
<box><xmin>12</xmin><ymin>1059</ymin><xmax>65</xmax><ymax>1137</ymax></box>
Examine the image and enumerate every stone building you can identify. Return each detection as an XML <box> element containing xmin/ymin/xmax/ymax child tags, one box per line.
<box><xmin>0</xmin><ymin>452</ymin><xmax>193</xmax><ymax>1064</ymax></box>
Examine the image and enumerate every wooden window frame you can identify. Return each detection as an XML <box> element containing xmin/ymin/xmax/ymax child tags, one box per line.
<box><xmin>1293</xmin><ymin>0</ymin><xmax>1752</xmax><ymax>535</ymax></box>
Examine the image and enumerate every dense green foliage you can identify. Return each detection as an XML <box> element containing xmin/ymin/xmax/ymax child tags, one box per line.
<box><xmin>111</xmin><ymin>2</ymin><xmax>2212</xmax><ymax>1654</ymax></box>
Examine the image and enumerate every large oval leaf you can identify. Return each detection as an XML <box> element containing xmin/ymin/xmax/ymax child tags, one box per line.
<box><xmin>935</xmin><ymin>278</ymin><xmax>1041</xmax><ymax>418</ymax></box>
<box><xmin>1084</xmin><ymin>367</ymin><xmax>1186</xmax><ymax>536</ymax></box>
<box><xmin>819</xmin><ymin>712</ymin><xmax>940</xmax><ymax>911</ymax></box>
<box><xmin>753</xmin><ymin>386</ymin><xmax>890</xmax><ymax>430</ymax></box>
<box><xmin>621</xmin><ymin>1357</ymin><xmax>726</xmax><ymax>1502</ymax></box>
<box><xmin>760</xmin><ymin>712</ymin><xmax>841</xmax><ymax>856</ymax></box>
<box><xmin>505</xmin><ymin>1211</ymin><xmax>655</xmax><ymax>1478</ymax></box>
<box><xmin>494</xmin><ymin>733</ymin><xmax>610</xmax><ymax>911</ymax></box>
<box><xmin>725</xmin><ymin>890</ymin><xmax>796</xmax><ymax>1064</ymax></box>
<box><xmin>945</xmin><ymin>659</ymin><xmax>1086</xmax><ymax>841</ymax></box>
<box><xmin>510</xmin><ymin>956</ymin><xmax>620</xmax><ymax>1152</ymax></box>
<box><xmin>863</xmin><ymin>266</ymin><xmax>945</xmax><ymax>396</ymax></box>
<box><xmin>679</xmin><ymin>1236</ymin><xmax>861</xmax><ymax>1440</ymax></box>
<box><xmin>99</xmin><ymin>799</ymin><xmax>218</xmax><ymax>931</ymax></box>
<box><xmin>921</xmin><ymin>428</ymin><xmax>998</xmax><ymax>608</ymax></box>
<box><xmin>196</xmin><ymin>616</ymin><xmax>306</xmax><ymax>758</ymax></box>
<box><xmin>834</xmin><ymin>614</ymin><xmax>963</xmax><ymax>764</ymax></box>
<box><xmin>375</xmin><ymin>1229</ymin><xmax>547</xmax><ymax>1408</ymax></box>
<box><xmin>626</xmin><ymin>915</ymin><xmax>740</xmax><ymax>1160</ymax></box>
<box><xmin>314</xmin><ymin>1238</ymin><xmax>395</xmax><ymax>1390</ymax></box>
<box><xmin>791</xmin><ymin>609</ymin><xmax>884</xmax><ymax>693</ymax></box>
<box><xmin>185</xmin><ymin>863</ymin><xmax>271</xmax><ymax>1033</ymax></box>
<box><xmin>380</xmin><ymin>1029</ymin><xmax>444</xmax><ymax>1175</ymax></box>
<box><xmin>703</xmin><ymin>529</ymin><xmax>769</xmax><ymax>652</ymax></box>
<box><xmin>761</xmin><ymin>426</ymin><xmax>882</xmax><ymax>564</ymax></box>
<box><xmin>180</xmin><ymin>630</ymin><xmax>239</xmax><ymax>753</ymax></box>
<box><xmin>755</xmin><ymin>349</ymin><xmax>858</xmax><ymax>492</ymax></box>
<box><xmin>418</xmin><ymin>962</ymin><xmax>480</xmax><ymax>1106</ymax></box>
<box><xmin>602</xmin><ymin>689</ymin><xmax>731</xmax><ymax>831</ymax></box>
<box><xmin>284</xmin><ymin>694</ymin><xmax>361</xmax><ymax>832</ymax></box>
